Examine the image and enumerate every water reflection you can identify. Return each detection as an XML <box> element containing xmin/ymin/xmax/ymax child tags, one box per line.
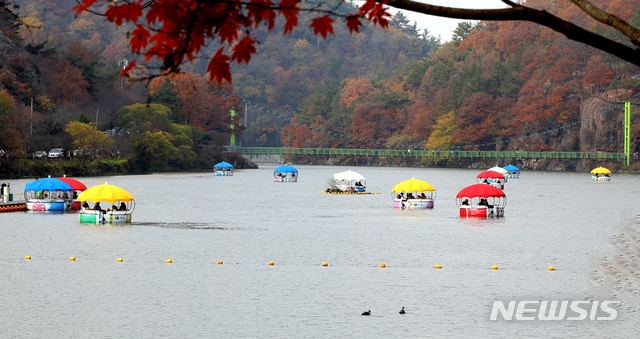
<box><xmin>133</xmin><ymin>221</ymin><xmax>258</xmax><ymax>231</ymax></box>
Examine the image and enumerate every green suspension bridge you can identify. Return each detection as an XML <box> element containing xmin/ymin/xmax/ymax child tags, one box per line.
<box><xmin>229</xmin><ymin>102</ymin><xmax>635</xmax><ymax>165</ymax></box>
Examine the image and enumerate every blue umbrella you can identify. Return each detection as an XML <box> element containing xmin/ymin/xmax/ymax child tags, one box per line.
<box><xmin>274</xmin><ymin>165</ymin><xmax>298</xmax><ymax>173</ymax></box>
<box><xmin>213</xmin><ymin>161</ymin><xmax>234</xmax><ymax>169</ymax></box>
<box><xmin>25</xmin><ymin>177</ymin><xmax>73</xmax><ymax>192</ymax></box>
<box><xmin>503</xmin><ymin>164</ymin><xmax>520</xmax><ymax>171</ymax></box>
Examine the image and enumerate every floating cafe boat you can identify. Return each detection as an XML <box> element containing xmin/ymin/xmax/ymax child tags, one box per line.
<box><xmin>24</xmin><ymin>177</ymin><xmax>74</xmax><ymax>212</ymax></box>
<box><xmin>591</xmin><ymin>166</ymin><xmax>611</xmax><ymax>181</ymax></box>
<box><xmin>324</xmin><ymin>170</ymin><xmax>379</xmax><ymax>194</ymax></box>
<box><xmin>77</xmin><ymin>182</ymin><xmax>135</xmax><ymax>224</ymax></box>
<box><xmin>476</xmin><ymin>170</ymin><xmax>506</xmax><ymax>190</ymax></box>
<box><xmin>274</xmin><ymin>164</ymin><xmax>298</xmax><ymax>182</ymax></box>
<box><xmin>213</xmin><ymin>161</ymin><xmax>234</xmax><ymax>176</ymax></box>
<box><xmin>456</xmin><ymin>183</ymin><xmax>507</xmax><ymax>218</ymax></box>
<box><xmin>391</xmin><ymin>178</ymin><xmax>436</xmax><ymax>209</ymax></box>
<box><xmin>332</xmin><ymin>170</ymin><xmax>366</xmax><ymax>192</ymax></box>
<box><xmin>503</xmin><ymin>164</ymin><xmax>520</xmax><ymax>179</ymax></box>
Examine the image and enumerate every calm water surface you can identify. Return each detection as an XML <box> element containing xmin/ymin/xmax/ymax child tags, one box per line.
<box><xmin>1</xmin><ymin>165</ymin><xmax>640</xmax><ymax>338</ymax></box>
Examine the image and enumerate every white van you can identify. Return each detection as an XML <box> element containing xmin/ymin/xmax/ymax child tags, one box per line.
<box><xmin>48</xmin><ymin>148</ymin><xmax>64</xmax><ymax>159</ymax></box>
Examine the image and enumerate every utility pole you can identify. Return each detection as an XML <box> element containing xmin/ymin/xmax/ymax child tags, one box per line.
<box><xmin>119</xmin><ymin>59</ymin><xmax>128</xmax><ymax>89</ymax></box>
<box><xmin>30</xmin><ymin>97</ymin><xmax>33</xmax><ymax>137</ymax></box>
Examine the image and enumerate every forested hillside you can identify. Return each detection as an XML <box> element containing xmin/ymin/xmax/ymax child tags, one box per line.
<box><xmin>274</xmin><ymin>0</ymin><xmax>640</xmax><ymax>154</ymax></box>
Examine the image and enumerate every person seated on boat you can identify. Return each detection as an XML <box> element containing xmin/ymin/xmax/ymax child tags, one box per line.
<box><xmin>82</xmin><ymin>201</ymin><xmax>90</xmax><ymax>209</ymax></box>
<box><xmin>354</xmin><ymin>181</ymin><xmax>362</xmax><ymax>187</ymax></box>
<box><xmin>291</xmin><ymin>173</ymin><xmax>296</xmax><ymax>178</ymax></box>
<box><xmin>119</xmin><ymin>202</ymin><xmax>127</xmax><ymax>211</ymax></box>
<box><xmin>419</xmin><ymin>193</ymin><xmax>427</xmax><ymax>199</ymax></box>
<box><xmin>94</xmin><ymin>202</ymin><xmax>104</xmax><ymax>213</ymax></box>
<box><xmin>397</xmin><ymin>193</ymin><xmax>404</xmax><ymax>200</ymax></box>
<box><xmin>112</xmin><ymin>204</ymin><xmax>118</xmax><ymax>211</ymax></box>
<box><xmin>483</xmin><ymin>178</ymin><xmax>488</xmax><ymax>184</ymax></box>
<box><xmin>407</xmin><ymin>193</ymin><xmax>415</xmax><ymax>199</ymax></box>
<box><xmin>462</xmin><ymin>199</ymin><xmax>469</xmax><ymax>206</ymax></box>
<box><xmin>479</xmin><ymin>198</ymin><xmax>488</xmax><ymax>206</ymax></box>
<box><xmin>73</xmin><ymin>191</ymin><xmax>78</xmax><ymax>199</ymax></box>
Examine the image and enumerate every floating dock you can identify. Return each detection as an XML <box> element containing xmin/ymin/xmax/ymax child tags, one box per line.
<box><xmin>321</xmin><ymin>191</ymin><xmax>381</xmax><ymax>195</ymax></box>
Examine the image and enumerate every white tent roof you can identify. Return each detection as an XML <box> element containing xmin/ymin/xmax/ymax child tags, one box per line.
<box><xmin>333</xmin><ymin>170</ymin><xmax>365</xmax><ymax>181</ymax></box>
<box><xmin>488</xmin><ymin>166</ymin><xmax>508</xmax><ymax>174</ymax></box>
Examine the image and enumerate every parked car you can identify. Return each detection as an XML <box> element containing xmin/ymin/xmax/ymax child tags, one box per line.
<box><xmin>33</xmin><ymin>151</ymin><xmax>48</xmax><ymax>159</ymax></box>
<box><xmin>48</xmin><ymin>148</ymin><xmax>64</xmax><ymax>159</ymax></box>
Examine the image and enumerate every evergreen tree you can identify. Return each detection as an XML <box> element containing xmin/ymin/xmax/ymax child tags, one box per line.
<box><xmin>78</xmin><ymin>113</ymin><xmax>92</xmax><ymax>124</ymax></box>
<box><xmin>389</xmin><ymin>11</ymin><xmax>419</xmax><ymax>36</ymax></box>
<box><xmin>148</xmin><ymin>78</ymin><xmax>182</xmax><ymax>123</ymax></box>
<box><xmin>451</xmin><ymin>22</ymin><xmax>476</xmax><ymax>43</ymax></box>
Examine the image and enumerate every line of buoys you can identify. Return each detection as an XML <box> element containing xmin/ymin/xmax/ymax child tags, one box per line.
<box><xmin>14</xmin><ymin>256</ymin><xmax>558</xmax><ymax>270</ymax></box>
<box><xmin>0</xmin><ymin>204</ymin><xmax>27</xmax><ymax>212</ymax></box>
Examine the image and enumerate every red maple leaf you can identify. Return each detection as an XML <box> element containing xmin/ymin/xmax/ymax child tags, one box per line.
<box><xmin>345</xmin><ymin>15</ymin><xmax>363</xmax><ymax>33</ymax></box>
<box><xmin>247</xmin><ymin>0</ymin><xmax>275</xmax><ymax>28</ymax></box>
<box><xmin>71</xmin><ymin>0</ymin><xmax>98</xmax><ymax>16</ymax></box>
<box><xmin>310</xmin><ymin>15</ymin><xmax>335</xmax><ymax>39</ymax></box>
<box><xmin>121</xmin><ymin>59</ymin><xmax>137</xmax><ymax>77</ymax></box>
<box><xmin>279</xmin><ymin>0</ymin><xmax>299</xmax><ymax>34</ymax></box>
<box><xmin>207</xmin><ymin>48</ymin><xmax>232</xmax><ymax>85</ymax></box>
<box><xmin>130</xmin><ymin>25</ymin><xmax>150</xmax><ymax>54</ymax></box>
<box><xmin>359</xmin><ymin>0</ymin><xmax>390</xmax><ymax>28</ymax></box>
<box><xmin>219</xmin><ymin>20</ymin><xmax>240</xmax><ymax>44</ymax></box>
<box><xmin>105</xmin><ymin>3</ymin><xmax>144</xmax><ymax>25</ymax></box>
<box><xmin>231</xmin><ymin>36</ymin><xmax>257</xmax><ymax>64</ymax></box>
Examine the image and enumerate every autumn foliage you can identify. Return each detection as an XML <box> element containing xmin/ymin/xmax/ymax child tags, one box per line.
<box><xmin>72</xmin><ymin>0</ymin><xmax>390</xmax><ymax>84</ymax></box>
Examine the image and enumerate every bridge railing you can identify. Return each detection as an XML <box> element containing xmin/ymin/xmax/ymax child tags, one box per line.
<box><xmin>232</xmin><ymin>147</ymin><xmax>626</xmax><ymax>160</ymax></box>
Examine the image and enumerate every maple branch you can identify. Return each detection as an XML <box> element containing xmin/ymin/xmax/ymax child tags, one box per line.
<box><xmin>569</xmin><ymin>0</ymin><xmax>640</xmax><ymax>47</ymax></box>
<box><xmin>384</xmin><ymin>0</ymin><xmax>640</xmax><ymax>67</ymax></box>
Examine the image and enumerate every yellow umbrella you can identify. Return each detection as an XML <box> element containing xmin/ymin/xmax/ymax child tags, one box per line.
<box><xmin>77</xmin><ymin>182</ymin><xmax>135</xmax><ymax>204</ymax></box>
<box><xmin>590</xmin><ymin>167</ymin><xmax>611</xmax><ymax>175</ymax></box>
<box><xmin>392</xmin><ymin>178</ymin><xmax>436</xmax><ymax>192</ymax></box>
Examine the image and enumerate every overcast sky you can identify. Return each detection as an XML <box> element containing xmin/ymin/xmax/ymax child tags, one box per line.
<box><xmin>386</xmin><ymin>0</ymin><xmax>508</xmax><ymax>41</ymax></box>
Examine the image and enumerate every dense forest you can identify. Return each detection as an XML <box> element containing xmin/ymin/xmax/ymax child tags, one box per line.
<box><xmin>0</xmin><ymin>0</ymin><xmax>639</xmax><ymax>176</ymax></box>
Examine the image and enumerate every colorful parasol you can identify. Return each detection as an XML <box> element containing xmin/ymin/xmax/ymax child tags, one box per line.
<box><xmin>57</xmin><ymin>176</ymin><xmax>87</xmax><ymax>191</ymax></box>
<box><xmin>214</xmin><ymin>161</ymin><xmax>234</xmax><ymax>169</ymax></box>
<box><xmin>456</xmin><ymin>183</ymin><xmax>506</xmax><ymax>199</ymax></box>
<box><xmin>77</xmin><ymin>182</ymin><xmax>135</xmax><ymax>204</ymax></box>
<box><xmin>24</xmin><ymin>177</ymin><xmax>72</xmax><ymax>192</ymax></box>
<box><xmin>476</xmin><ymin>170</ymin><xmax>505</xmax><ymax>179</ymax></box>
<box><xmin>590</xmin><ymin>167</ymin><xmax>611</xmax><ymax>175</ymax></box>
<box><xmin>391</xmin><ymin>178</ymin><xmax>436</xmax><ymax>192</ymax></box>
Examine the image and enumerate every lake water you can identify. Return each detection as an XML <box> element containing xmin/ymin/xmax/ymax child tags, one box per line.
<box><xmin>1</xmin><ymin>165</ymin><xmax>640</xmax><ymax>338</ymax></box>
